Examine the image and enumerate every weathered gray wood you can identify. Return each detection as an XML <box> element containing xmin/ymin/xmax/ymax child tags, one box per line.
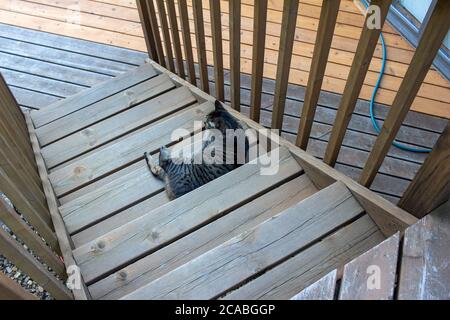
<box><xmin>90</xmin><ymin>175</ymin><xmax>317</xmax><ymax>299</ymax></box>
<box><xmin>121</xmin><ymin>181</ymin><xmax>365</xmax><ymax>299</ymax></box>
<box><xmin>73</xmin><ymin>147</ymin><xmax>302</xmax><ymax>284</ymax></box>
<box><xmin>41</xmin><ymin>86</ymin><xmax>196</xmax><ymax>168</ymax></box>
<box><xmin>398</xmin><ymin>201</ymin><xmax>450</xmax><ymax>300</ymax></box>
<box><xmin>0</xmin><ymin>226</ymin><xmax>72</xmax><ymax>300</ymax></box>
<box><xmin>0</xmin><ymin>272</ymin><xmax>38</xmax><ymax>300</ymax></box>
<box><xmin>0</xmin><ymin>197</ymin><xmax>65</xmax><ymax>279</ymax></box>
<box><xmin>223</xmin><ymin>214</ymin><xmax>384</xmax><ymax>300</ymax></box>
<box><xmin>290</xmin><ymin>270</ymin><xmax>337</xmax><ymax>300</ymax></box>
<box><xmin>49</xmin><ymin>102</ymin><xmax>209</xmax><ymax>196</ymax></box>
<box><xmin>339</xmin><ymin>233</ymin><xmax>400</xmax><ymax>300</ymax></box>
<box><xmin>31</xmin><ymin>63</ymin><xmax>155</xmax><ymax>128</ymax></box>
<box><xmin>399</xmin><ymin>123</ymin><xmax>450</xmax><ymax>218</ymax></box>
<box><xmin>36</xmin><ymin>74</ymin><xmax>175</xmax><ymax>146</ymax></box>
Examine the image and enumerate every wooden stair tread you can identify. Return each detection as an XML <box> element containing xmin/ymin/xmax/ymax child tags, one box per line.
<box><xmin>72</xmin><ymin>147</ymin><xmax>303</xmax><ymax>284</ymax></box>
<box><xmin>120</xmin><ymin>181</ymin><xmax>368</xmax><ymax>299</ymax></box>
<box><xmin>35</xmin><ymin>73</ymin><xmax>174</xmax><ymax>146</ymax></box>
<box><xmin>49</xmin><ymin>101</ymin><xmax>213</xmax><ymax>196</ymax></box>
<box><xmin>89</xmin><ymin>174</ymin><xmax>318</xmax><ymax>299</ymax></box>
<box><xmin>31</xmin><ymin>63</ymin><xmax>157</xmax><ymax>128</ymax></box>
<box><xmin>290</xmin><ymin>269</ymin><xmax>337</xmax><ymax>300</ymax></box>
<box><xmin>40</xmin><ymin>85</ymin><xmax>196</xmax><ymax>168</ymax></box>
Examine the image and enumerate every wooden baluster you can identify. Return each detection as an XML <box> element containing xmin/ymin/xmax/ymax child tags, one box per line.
<box><xmin>178</xmin><ymin>0</ymin><xmax>196</xmax><ymax>85</ymax></box>
<box><xmin>136</xmin><ymin>0</ymin><xmax>158</xmax><ymax>62</ymax></box>
<box><xmin>229</xmin><ymin>0</ymin><xmax>241</xmax><ymax>111</ymax></box>
<box><xmin>398</xmin><ymin>123</ymin><xmax>450</xmax><ymax>218</ymax></box>
<box><xmin>156</xmin><ymin>0</ymin><xmax>175</xmax><ymax>72</ymax></box>
<box><xmin>249</xmin><ymin>0</ymin><xmax>267</xmax><ymax>122</ymax></box>
<box><xmin>193</xmin><ymin>0</ymin><xmax>210</xmax><ymax>93</ymax></box>
<box><xmin>296</xmin><ymin>0</ymin><xmax>340</xmax><ymax>149</ymax></box>
<box><xmin>271</xmin><ymin>0</ymin><xmax>299</xmax><ymax>129</ymax></box>
<box><xmin>323</xmin><ymin>0</ymin><xmax>392</xmax><ymax>166</ymax></box>
<box><xmin>146</xmin><ymin>0</ymin><xmax>166</xmax><ymax>67</ymax></box>
<box><xmin>360</xmin><ymin>0</ymin><xmax>450</xmax><ymax>187</ymax></box>
<box><xmin>166</xmin><ymin>0</ymin><xmax>185</xmax><ymax>78</ymax></box>
<box><xmin>210</xmin><ymin>0</ymin><xmax>225</xmax><ymax>101</ymax></box>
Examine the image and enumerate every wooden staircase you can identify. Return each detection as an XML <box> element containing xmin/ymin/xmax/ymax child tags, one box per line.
<box><xmin>24</xmin><ymin>61</ymin><xmax>418</xmax><ymax>299</ymax></box>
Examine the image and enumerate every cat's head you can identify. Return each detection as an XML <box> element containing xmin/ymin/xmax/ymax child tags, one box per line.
<box><xmin>204</xmin><ymin>100</ymin><xmax>241</xmax><ymax>134</ymax></box>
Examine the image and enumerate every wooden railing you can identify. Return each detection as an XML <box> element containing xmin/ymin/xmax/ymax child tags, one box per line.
<box><xmin>0</xmin><ymin>74</ymin><xmax>72</xmax><ymax>300</ymax></box>
<box><xmin>136</xmin><ymin>0</ymin><xmax>450</xmax><ymax>218</ymax></box>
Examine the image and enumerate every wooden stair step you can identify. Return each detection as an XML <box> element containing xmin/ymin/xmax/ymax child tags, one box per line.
<box><xmin>49</xmin><ymin>101</ymin><xmax>213</xmax><ymax>196</ymax></box>
<box><xmin>221</xmin><ymin>214</ymin><xmax>384</xmax><ymax>300</ymax></box>
<box><xmin>290</xmin><ymin>269</ymin><xmax>338</xmax><ymax>300</ymax></box>
<box><xmin>89</xmin><ymin>174</ymin><xmax>317</xmax><ymax>299</ymax></box>
<box><xmin>31</xmin><ymin>63</ymin><xmax>157</xmax><ymax>128</ymax></box>
<box><xmin>73</xmin><ymin>147</ymin><xmax>302</xmax><ymax>284</ymax></box>
<box><xmin>35</xmin><ymin>73</ymin><xmax>175</xmax><ymax>146</ymax></box>
<box><xmin>120</xmin><ymin>181</ymin><xmax>369</xmax><ymax>299</ymax></box>
<box><xmin>338</xmin><ymin>232</ymin><xmax>400</xmax><ymax>300</ymax></box>
<box><xmin>41</xmin><ymin>86</ymin><xmax>197</xmax><ymax>168</ymax></box>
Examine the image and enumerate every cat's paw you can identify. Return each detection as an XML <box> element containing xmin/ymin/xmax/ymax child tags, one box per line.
<box><xmin>144</xmin><ymin>152</ymin><xmax>159</xmax><ymax>176</ymax></box>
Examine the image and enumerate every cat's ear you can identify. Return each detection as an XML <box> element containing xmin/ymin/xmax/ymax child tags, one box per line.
<box><xmin>215</xmin><ymin>100</ymin><xmax>226</xmax><ymax>112</ymax></box>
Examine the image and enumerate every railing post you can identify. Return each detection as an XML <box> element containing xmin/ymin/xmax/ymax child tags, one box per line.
<box><xmin>178</xmin><ymin>0</ymin><xmax>197</xmax><ymax>85</ymax></box>
<box><xmin>296</xmin><ymin>0</ymin><xmax>340</xmax><ymax>150</ymax></box>
<box><xmin>144</xmin><ymin>0</ymin><xmax>166</xmax><ymax>67</ymax></box>
<box><xmin>156</xmin><ymin>0</ymin><xmax>175</xmax><ymax>72</ymax></box>
<box><xmin>210</xmin><ymin>0</ymin><xmax>225</xmax><ymax>101</ymax></box>
<box><xmin>229</xmin><ymin>0</ymin><xmax>241</xmax><ymax>111</ymax></box>
<box><xmin>136</xmin><ymin>0</ymin><xmax>158</xmax><ymax>62</ymax></box>
<box><xmin>323</xmin><ymin>0</ymin><xmax>392</xmax><ymax>166</ymax></box>
<box><xmin>398</xmin><ymin>123</ymin><xmax>450</xmax><ymax>218</ymax></box>
<box><xmin>271</xmin><ymin>0</ymin><xmax>299</xmax><ymax>129</ymax></box>
<box><xmin>167</xmin><ymin>0</ymin><xmax>186</xmax><ymax>79</ymax></box>
<box><xmin>193</xmin><ymin>0</ymin><xmax>210</xmax><ymax>93</ymax></box>
<box><xmin>249</xmin><ymin>0</ymin><xmax>268</xmax><ymax>122</ymax></box>
<box><xmin>360</xmin><ymin>0</ymin><xmax>450</xmax><ymax>187</ymax></box>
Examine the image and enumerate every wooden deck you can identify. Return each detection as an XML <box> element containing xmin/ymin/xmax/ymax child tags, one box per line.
<box><xmin>0</xmin><ymin>0</ymin><xmax>448</xmax><ymax>118</ymax></box>
<box><xmin>1</xmin><ymin>23</ymin><xmax>447</xmax><ymax>204</ymax></box>
<box><xmin>27</xmin><ymin>59</ymin><xmax>405</xmax><ymax>299</ymax></box>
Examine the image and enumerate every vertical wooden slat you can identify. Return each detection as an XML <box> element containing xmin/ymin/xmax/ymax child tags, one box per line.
<box><xmin>323</xmin><ymin>0</ymin><xmax>392</xmax><ymax>166</ymax></box>
<box><xmin>166</xmin><ymin>0</ymin><xmax>185</xmax><ymax>79</ymax></box>
<box><xmin>398</xmin><ymin>123</ymin><xmax>450</xmax><ymax>218</ymax></box>
<box><xmin>156</xmin><ymin>0</ymin><xmax>175</xmax><ymax>72</ymax></box>
<box><xmin>249</xmin><ymin>0</ymin><xmax>267</xmax><ymax>122</ymax></box>
<box><xmin>209</xmin><ymin>0</ymin><xmax>225</xmax><ymax>101</ymax></box>
<box><xmin>146</xmin><ymin>0</ymin><xmax>166</xmax><ymax>67</ymax></box>
<box><xmin>296</xmin><ymin>0</ymin><xmax>340</xmax><ymax>149</ymax></box>
<box><xmin>0</xmin><ymin>272</ymin><xmax>38</xmax><ymax>300</ymax></box>
<box><xmin>192</xmin><ymin>0</ymin><xmax>209</xmax><ymax>93</ymax></box>
<box><xmin>271</xmin><ymin>0</ymin><xmax>299</xmax><ymax>129</ymax></box>
<box><xmin>0</xmin><ymin>227</ymin><xmax>72</xmax><ymax>300</ymax></box>
<box><xmin>0</xmin><ymin>197</ymin><xmax>65</xmax><ymax>279</ymax></box>
<box><xmin>178</xmin><ymin>0</ymin><xmax>196</xmax><ymax>85</ymax></box>
<box><xmin>229</xmin><ymin>0</ymin><xmax>241</xmax><ymax>111</ymax></box>
<box><xmin>359</xmin><ymin>0</ymin><xmax>450</xmax><ymax>187</ymax></box>
<box><xmin>136</xmin><ymin>0</ymin><xmax>158</xmax><ymax>62</ymax></box>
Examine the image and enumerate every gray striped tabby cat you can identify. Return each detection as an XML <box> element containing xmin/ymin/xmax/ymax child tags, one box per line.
<box><xmin>145</xmin><ymin>100</ymin><xmax>249</xmax><ymax>200</ymax></box>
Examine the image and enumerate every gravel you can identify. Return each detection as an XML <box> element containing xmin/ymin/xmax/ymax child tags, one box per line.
<box><xmin>1</xmin><ymin>193</ymin><xmax>56</xmax><ymax>300</ymax></box>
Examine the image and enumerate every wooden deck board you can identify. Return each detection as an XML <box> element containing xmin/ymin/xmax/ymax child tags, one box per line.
<box><xmin>0</xmin><ymin>0</ymin><xmax>447</xmax><ymax>118</ymax></box>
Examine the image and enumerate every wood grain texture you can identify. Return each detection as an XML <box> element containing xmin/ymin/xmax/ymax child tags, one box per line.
<box><xmin>296</xmin><ymin>0</ymin><xmax>340</xmax><ymax>149</ymax></box>
<box><xmin>290</xmin><ymin>269</ymin><xmax>337</xmax><ymax>300</ymax></box>
<box><xmin>399</xmin><ymin>123</ymin><xmax>450</xmax><ymax>218</ymax></box>
<box><xmin>89</xmin><ymin>175</ymin><xmax>317</xmax><ymax>299</ymax></box>
<box><xmin>271</xmin><ymin>0</ymin><xmax>299</xmax><ymax>129</ymax></box>
<box><xmin>398</xmin><ymin>201</ymin><xmax>450</xmax><ymax>300</ymax></box>
<box><xmin>0</xmin><ymin>272</ymin><xmax>38</xmax><ymax>300</ymax></box>
<box><xmin>249</xmin><ymin>0</ymin><xmax>267</xmax><ymax>122</ymax></box>
<box><xmin>30</xmin><ymin>63</ymin><xmax>156</xmax><ymax>128</ymax></box>
<box><xmin>359</xmin><ymin>0</ymin><xmax>450</xmax><ymax>187</ymax></box>
<box><xmin>323</xmin><ymin>0</ymin><xmax>392</xmax><ymax>166</ymax></box>
<box><xmin>73</xmin><ymin>147</ymin><xmax>302</xmax><ymax>284</ymax></box>
<box><xmin>122</xmin><ymin>182</ymin><xmax>365</xmax><ymax>299</ymax></box>
<box><xmin>339</xmin><ymin>233</ymin><xmax>399</xmax><ymax>300</ymax></box>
